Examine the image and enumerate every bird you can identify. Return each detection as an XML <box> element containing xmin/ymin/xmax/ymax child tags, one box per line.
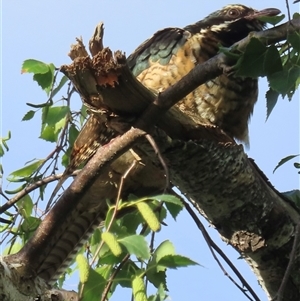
<box><xmin>46</xmin><ymin>113</ymin><xmax>116</xmax><ymax>209</ymax></box>
<box><xmin>127</xmin><ymin>4</ymin><xmax>280</xmax><ymax>146</ymax></box>
<box><xmin>48</xmin><ymin>5</ymin><xmax>280</xmax><ymax>207</ymax></box>
<box><xmin>47</xmin><ymin>4</ymin><xmax>280</xmax><ymax>204</ymax></box>
<box><xmin>35</xmin><ymin>4</ymin><xmax>281</xmax><ymax>286</ymax></box>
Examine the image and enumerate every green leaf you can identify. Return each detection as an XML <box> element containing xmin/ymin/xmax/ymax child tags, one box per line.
<box><xmin>157</xmin><ymin>254</ymin><xmax>199</xmax><ymax>269</ymax></box>
<box><xmin>80</xmin><ymin>105</ymin><xmax>88</xmax><ymax>125</ymax></box>
<box><xmin>0</xmin><ymin>131</ymin><xmax>11</xmax><ymax>157</ymax></box>
<box><xmin>21</xmin><ymin>59</ymin><xmax>50</xmax><ymax>74</ymax></box>
<box><xmin>42</xmin><ymin>106</ymin><xmax>70</xmax><ymax>125</ymax></box>
<box><xmin>21</xmin><ymin>216</ymin><xmax>41</xmax><ymax>232</ymax></box>
<box><xmin>55</xmin><ymin>116</ymin><xmax>68</xmax><ymax>133</ymax></box>
<box><xmin>0</xmin><ymin>145</ymin><xmax>4</xmax><ymax>157</ymax></box>
<box><xmin>120</xmin><ymin>211</ymin><xmax>144</xmax><ymax>234</ymax></box>
<box><xmin>90</xmin><ymin>228</ymin><xmax>102</xmax><ymax>247</ymax></box>
<box><xmin>33</xmin><ymin>68</ymin><xmax>53</xmax><ymax>94</ymax></box>
<box><xmin>218</xmin><ymin>45</ymin><xmax>241</xmax><ymax>60</ymax></box>
<box><xmin>115</xmin><ymin>260</ymin><xmax>140</xmax><ymax>288</ymax></box>
<box><xmin>96</xmin><ymin>250</ymin><xmax>123</xmax><ymax>265</ymax></box>
<box><xmin>118</xmin><ymin>235</ymin><xmax>150</xmax><ymax>260</ymax></box>
<box><xmin>288</xmin><ymin>32</ymin><xmax>300</xmax><ymax>52</ymax></box>
<box><xmin>293</xmin><ymin>13</ymin><xmax>300</xmax><ymax>19</ymax></box>
<box><xmin>150</xmin><ymin>194</ymin><xmax>184</xmax><ymax>220</ymax></box>
<box><xmin>40</xmin><ymin>106</ymin><xmax>70</xmax><ymax>142</ymax></box>
<box><xmin>26</xmin><ymin>100</ymin><xmax>53</xmax><ymax>108</ymax></box>
<box><xmin>22</xmin><ymin>110</ymin><xmax>36</xmax><ymax>121</ymax></box>
<box><xmin>265</xmin><ymin>88</ymin><xmax>279</xmax><ymax>120</ymax></box>
<box><xmin>0</xmin><ymin>222</ymin><xmax>11</xmax><ymax>233</ymax></box>
<box><xmin>269</xmin><ymin>66</ymin><xmax>300</xmax><ymax>96</ymax></box>
<box><xmin>147</xmin><ymin>240</ymin><xmax>176</xmax><ymax>275</ymax></box>
<box><xmin>149</xmin><ymin>194</ymin><xmax>183</xmax><ymax>206</ymax></box>
<box><xmin>69</xmin><ymin>124</ymin><xmax>80</xmax><ymax>146</ymax></box>
<box><xmin>20</xmin><ymin>217</ymin><xmax>41</xmax><ymax>242</ymax></box>
<box><xmin>2</xmin><ymin>242</ymin><xmax>22</xmax><ymax>255</ymax></box>
<box><xmin>153</xmin><ymin>240</ymin><xmax>176</xmax><ymax>263</ymax></box>
<box><xmin>7</xmin><ymin>159</ymin><xmax>44</xmax><ymax>181</ymax></box>
<box><xmin>17</xmin><ymin>194</ymin><xmax>33</xmax><ymax>218</ymax></box>
<box><xmin>5</xmin><ymin>184</ymin><xmax>26</xmax><ymax>194</ymax></box>
<box><xmin>22</xmin><ymin>60</ymin><xmax>55</xmax><ymax>95</ymax></box>
<box><xmin>41</xmin><ymin>184</ymin><xmax>47</xmax><ymax>202</ymax></box>
<box><xmin>81</xmin><ymin>266</ymin><xmax>111</xmax><ymax>301</ymax></box>
<box><xmin>264</xmin><ymin>45</ymin><xmax>283</xmax><ymax>76</ymax></box>
<box><xmin>51</xmin><ymin>75</ymin><xmax>69</xmax><ymax>97</ymax></box>
<box><xmin>282</xmin><ymin>190</ymin><xmax>300</xmax><ymax>208</ymax></box>
<box><xmin>257</xmin><ymin>14</ymin><xmax>285</xmax><ymax>26</ymax></box>
<box><xmin>235</xmin><ymin>38</ymin><xmax>266</xmax><ymax>77</ymax></box>
<box><xmin>148</xmin><ymin>284</ymin><xmax>169</xmax><ymax>301</ymax></box>
<box><xmin>273</xmin><ymin>154</ymin><xmax>299</xmax><ymax>173</ymax></box>
<box><xmin>146</xmin><ymin>270</ymin><xmax>167</xmax><ymax>290</ymax></box>
<box><xmin>164</xmin><ymin>202</ymin><xmax>183</xmax><ymax>220</ymax></box>
<box><xmin>57</xmin><ymin>267</ymin><xmax>72</xmax><ymax>289</ymax></box>
<box><xmin>40</xmin><ymin>124</ymin><xmax>56</xmax><ymax>142</ymax></box>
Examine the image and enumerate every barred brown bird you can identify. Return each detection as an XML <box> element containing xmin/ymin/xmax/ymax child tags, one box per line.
<box><xmin>37</xmin><ymin>4</ymin><xmax>281</xmax><ymax>285</ymax></box>
<box><xmin>127</xmin><ymin>4</ymin><xmax>280</xmax><ymax>146</ymax></box>
<box><xmin>49</xmin><ymin>5</ymin><xmax>280</xmax><ymax>205</ymax></box>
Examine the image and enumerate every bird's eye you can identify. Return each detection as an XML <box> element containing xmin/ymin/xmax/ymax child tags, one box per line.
<box><xmin>227</xmin><ymin>8</ymin><xmax>240</xmax><ymax>18</ymax></box>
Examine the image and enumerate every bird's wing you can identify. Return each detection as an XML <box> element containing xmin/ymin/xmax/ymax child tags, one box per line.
<box><xmin>127</xmin><ymin>27</ymin><xmax>190</xmax><ymax>77</ymax></box>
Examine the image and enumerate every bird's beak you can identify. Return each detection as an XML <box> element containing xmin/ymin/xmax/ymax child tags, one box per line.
<box><xmin>245</xmin><ymin>8</ymin><xmax>281</xmax><ymax>20</ymax></box>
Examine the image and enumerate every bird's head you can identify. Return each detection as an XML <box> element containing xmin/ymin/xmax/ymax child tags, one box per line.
<box><xmin>186</xmin><ymin>4</ymin><xmax>281</xmax><ymax>45</ymax></box>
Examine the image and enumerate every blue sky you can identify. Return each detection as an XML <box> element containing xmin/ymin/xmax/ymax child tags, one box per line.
<box><xmin>1</xmin><ymin>1</ymin><xmax>299</xmax><ymax>300</ymax></box>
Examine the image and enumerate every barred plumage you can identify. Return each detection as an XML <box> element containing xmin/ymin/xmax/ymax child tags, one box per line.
<box><xmin>47</xmin><ymin>114</ymin><xmax>116</xmax><ymax>208</ymax></box>
<box><xmin>127</xmin><ymin>5</ymin><xmax>280</xmax><ymax>145</ymax></box>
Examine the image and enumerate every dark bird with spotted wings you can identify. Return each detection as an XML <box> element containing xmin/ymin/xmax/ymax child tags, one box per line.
<box><xmin>127</xmin><ymin>4</ymin><xmax>280</xmax><ymax>146</ymax></box>
<box><xmin>48</xmin><ymin>4</ymin><xmax>280</xmax><ymax>208</ymax></box>
<box><xmin>42</xmin><ymin>6</ymin><xmax>281</xmax><ymax>283</ymax></box>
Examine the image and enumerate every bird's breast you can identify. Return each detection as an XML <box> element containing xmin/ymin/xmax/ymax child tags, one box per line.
<box><xmin>136</xmin><ymin>40</ymin><xmax>196</xmax><ymax>92</ymax></box>
<box><xmin>135</xmin><ymin>31</ymin><xmax>258</xmax><ymax>145</ymax></box>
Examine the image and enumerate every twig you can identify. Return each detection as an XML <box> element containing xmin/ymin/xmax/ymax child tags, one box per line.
<box><xmin>0</xmin><ymin>171</ymin><xmax>80</xmax><ymax>214</ymax></box>
<box><xmin>274</xmin><ymin>221</ymin><xmax>300</xmax><ymax>301</ymax></box>
<box><xmin>145</xmin><ymin>134</ymin><xmax>170</xmax><ymax>192</ymax></box>
<box><xmin>98</xmin><ymin>161</ymin><xmax>139</xmax><ymax>301</ymax></box>
<box><xmin>285</xmin><ymin>0</ymin><xmax>292</xmax><ymax>23</ymax></box>
<box><xmin>183</xmin><ymin>198</ymin><xmax>260</xmax><ymax>301</ymax></box>
<box><xmin>101</xmin><ymin>217</ymin><xmax>152</xmax><ymax>301</ymax></box>
<box><xmin>45</xmin><ymin>86</ymin><xmax>77</xmax><ymax>211</ymax></box>
<box><xmin>101</xmin><ymin>253</ymin><xmax>130</xmax><ymax>301</ymax></box>
<box><xmin>90</xmin><ymin>160</ymin><xmax>138</xmax><ymax>266</ymax></box>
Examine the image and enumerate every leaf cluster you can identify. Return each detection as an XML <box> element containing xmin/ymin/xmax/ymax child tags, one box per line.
<box><xmin>75</xmin><ymin>195</ymin><xmax>198</xmax><ymax>301</ymax></box>
<box><xmin>224</xmin><ymin>13</ymin><xmax>300</xmax><ymax>119</ymax></box>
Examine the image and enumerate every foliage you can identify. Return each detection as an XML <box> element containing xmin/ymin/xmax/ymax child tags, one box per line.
<box><xmin>2</xmin><ymin>60</ymin><xmax>191</xmax><ymax>297</ymax></box>
<box><xmin>0</xmin><ymin>131</ymin><xmax>11</xmax><ymax>158</ymax></box>
<box><xmin>282</xmin><ymin>190</ymin><xmax>300</xmax><ymax>209</ymax></box>
<box><xmin>221</xmin><ymin>13</ymin><xmax>300</xmax><ymax>119</ymax></box>
<box><xmin>273</xmin><ymin>154</ymin><xmax>300</xmax><ymax>173</ymax></box>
